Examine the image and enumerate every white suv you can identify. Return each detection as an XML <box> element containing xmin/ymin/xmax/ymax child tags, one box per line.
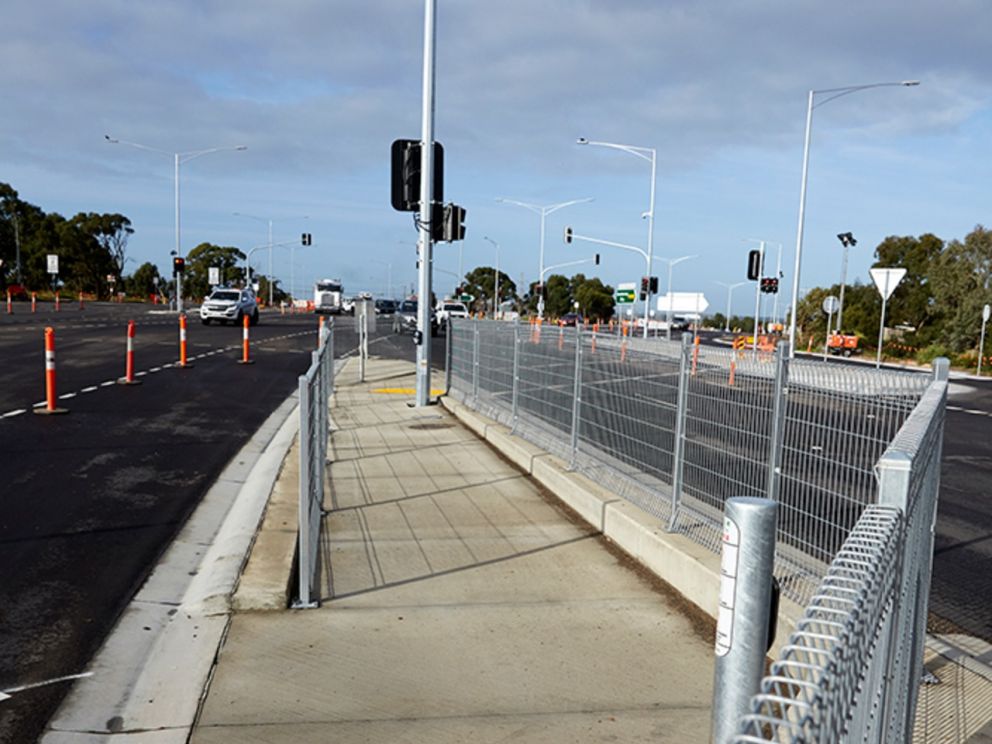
<box><xmin>436</xmin><ymin>301</ymin><xmax>470</xmax><ymax>331</ymax></box>
<box><xmin>200</xmin><ymin>288</ymin><xmax>259</xmax><ymax>326</ymax></box>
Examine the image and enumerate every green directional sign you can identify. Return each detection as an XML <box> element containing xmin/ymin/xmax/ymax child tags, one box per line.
<box><xmin>615</xmin><ymin>289</ymin><xmax>636</xmax><ymax>304</ymax></box>
<box><xmin>459</xmin><ymin>293</ymin><xmax>474</xmax><ymax>303</ymax></box>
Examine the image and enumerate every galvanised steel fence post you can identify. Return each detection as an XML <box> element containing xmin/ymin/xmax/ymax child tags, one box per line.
<box><xmin>296</xmin><ymin>371</ymin><xmax>313</xmax><ymax>608</ymax></box>
<box><xmin>765</xmin><ymin>342</ymin><xmax>790</xmax><ymax>502</ymax></box>
<box><xmin>711</xmin><ymin>497</ymin><xmax>778</xmax><ymax>744</ymax></box>
<box><xmin>569</xmin><ymin>328</ymin><xmax>583</xmax><ymax>470</ymax></box>
<box><xmin>668</xmin><ymin>333</ymin><xmax>692</xmax><ymax>531</ymax></box>
<box><xmin>511</xmin><ymin>320</ymin><xmax>520</xmax><ymax>433</ymax></box>
<box><xmin>444</xmin><ymin>317</ymin><xmax>453</xmax><ymax>394</ymax></box>
<box><xmin>472</xmin><ymin>321</ymin><xmax>480</xmax><ymax>403</ymax></box>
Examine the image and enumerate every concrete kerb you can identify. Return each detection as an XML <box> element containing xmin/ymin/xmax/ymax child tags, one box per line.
<box><xmin>439</xmin><ymin>394</ymin><xmax>803</xmax><ymax>659</ymax></box>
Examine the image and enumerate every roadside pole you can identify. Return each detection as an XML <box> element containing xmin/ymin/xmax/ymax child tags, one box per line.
<box><xmin>414</xmin><ymin>0</ymin><xmax>437</xmax><ymax>407</ymax></box>
<box><xmin>979</xmin><ymin>304</ymin><xmax>990</xmax><ymax>376</ymax></box>
<box><xmin>752</xmin><ymin>241</ymin><xmax>765</xmax><ymax>359</ymax></box>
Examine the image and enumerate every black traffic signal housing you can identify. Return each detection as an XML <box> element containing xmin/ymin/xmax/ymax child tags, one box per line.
<box><xmin>640</xmin><ymin>276</ymin><xmax>649</xmax><ymax>301</ymax></box>
<box><xmin>837</xmin><ymin>232</ymin><xmax>857</xmax><ymax>248</ymax></box>
<box><xmin>301</xmin><ymin>233</ymin><xmax>312</xmax><ymax>246</ymax></box>
<box><xmin>564</xmin><ymin>227</ymin><xmax>573</xmax><ymax>244</ymax></box>
<box><xmin>390</xmin><ymin>139</ymin><xmax>444</xmax><ymax>212</ymax></box>
<box><xmin>172</xmin><ymin>256</ymin><xmax>185</xmax><ymax>275</ymax></box>
<box><xmin>433</xmin><ymin>203</ymin><xmax>466</xmax><ymax>243</ymax></box>
<box><xmin>649</xmin><ymin>276</ymin><xmax>658</xmax><ymax>294</ymax></box>
<box><xmin>594</xmin><ymin>253</ymin><xmax>600</xmax><ymax>265</ymax></box>
<box><xmin>747</xmin><ymin>249</ymin><xmax>762</xmax><ymax>281</ymax></box>
<box><xmin>760</xmin><ymin>277</ymin><xmax>779</xmax><ymax>294</ymax></box>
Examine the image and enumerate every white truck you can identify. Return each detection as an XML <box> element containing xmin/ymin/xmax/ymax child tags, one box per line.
<box><xmin>314</xmin><ymin>279</ymin><xmax>344</xmax><ymax>314</ymax></box>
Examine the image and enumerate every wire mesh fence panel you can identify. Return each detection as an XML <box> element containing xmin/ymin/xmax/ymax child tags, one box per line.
<box><xmin>475</xmin><ymin>320</ymin><xmax>516</xmax><ymax>424</ymax></box>
<box><xmin>448</xmin><ymin>319</ymin><xmax>475</xmax><ymax>403</ymax></box>
<box><xmin>512</xmin><ymin>324</ymin><xmax>579</xmax><ymax>456</ymax></box>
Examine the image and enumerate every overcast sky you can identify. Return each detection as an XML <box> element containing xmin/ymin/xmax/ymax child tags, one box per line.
<box><xmin>3</xmin><ymin>0</ymin><xmax>990</xmax><ymax>316</ymax></box>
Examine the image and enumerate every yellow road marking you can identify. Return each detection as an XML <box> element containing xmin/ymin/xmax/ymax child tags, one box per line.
<box><xmin>371</xmin><ymin>387</ymin><xmax>445</xmax><ymax>395</ymax></box>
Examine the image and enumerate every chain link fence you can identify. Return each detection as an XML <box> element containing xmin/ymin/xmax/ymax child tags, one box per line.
<box><xmin>447</xmin><ymin>319</ymin><xmax>934</xmax><ymax>607</ymax></box>
<box><xmin>733</xmin><ymin>363</ymin><xmax>947</xmax><ymax>741</ymax></box>
<box><xmin>295</xmin><ymin>321</ymin><xmax>334</xmax><ymax>608</ymax></box>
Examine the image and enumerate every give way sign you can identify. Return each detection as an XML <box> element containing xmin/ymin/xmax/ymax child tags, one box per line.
<box><xmin>869</xmin><ymin>268</ymin><xmax>907</xmax><ymax>300</ymax></box>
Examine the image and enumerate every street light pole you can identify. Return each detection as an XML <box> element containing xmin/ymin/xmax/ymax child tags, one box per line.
<box><xmin>786</xmin><ymin>80</ymin><xmax>920</xmax><ymax>358</ymax></box>
<box><xmin>577</xmin><ymin>138</ymin><xmax>657</xmax><ymax>338</ymax></box>
<box><xmin>106</xmin><ymin>135</ymin><xmax>247</xmax><ymax>314</ymax></box>
<box><xmin>484</xmin><ymin>236</ymin><xmax>500</xmax><ymax>319</ymax></box>
<box><xmin>655</xmin><ymin>255</ymin><xmax>696</xmax><ymax>341</ymax></box>
<box><xmin>715</xmin><ymin>281</ymin><xmax>748</xmax><ymax>333</ymax></box>
<box><xmin>497</xmin><ymin>197</ymin><xmax>593</xmax><ymax>320</ymax></box>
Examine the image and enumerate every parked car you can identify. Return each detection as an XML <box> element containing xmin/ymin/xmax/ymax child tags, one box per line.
<box><xmin>374</xmin><ymin>298</ymin><xmax>397</xmax><ymax>315</ymax></box>
<box><xmin>396</xmin><ymin>299</ymin><xmax>438</xmax><ymax>336</ymax></box>
<box><xmin>200</xmin><ymin>287</ymin><xmax>259</xmax><ymax>326</ymax></box>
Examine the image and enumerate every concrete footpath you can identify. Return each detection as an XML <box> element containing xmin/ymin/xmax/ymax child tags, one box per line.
<box><xmin>190</xmin><ymin>357</ymin><xmax>716</xmax><ymax>743</ymax></box>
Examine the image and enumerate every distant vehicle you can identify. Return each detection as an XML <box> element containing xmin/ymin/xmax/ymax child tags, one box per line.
<box><xmin>559</xmin><ymin>312</ymin><xmax>583</xmax><ymax>327</ymax></box>
<box><xmin>397</xmin><ymin>299</ymin><xmax>438</xmax><ymax>336</ymax></box>
<box><xmin>374</xmin><ymin>298</ymin><xmax>397</xmax><ymax>315</ymax></box>
<box><xmin>436</xmin><ymin>301</ymin><xmax>469</xmax><ymax>330</ymax></box>
<box><xmin>200</xmin><ymin>287</ymin><xmax>259</xmax><ymax>326</ymax></box>
<box><xmin>314</xmin><ymin>279</ymin><xmax>343</xmax><ymax>315</ymax></box>
<box><xmin>827</xmin><ymin>332</ymin><xmax>861</xmax><ymax>357</ymax></box>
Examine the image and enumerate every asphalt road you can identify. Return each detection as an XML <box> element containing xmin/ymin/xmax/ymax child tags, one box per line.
<box><xmin>0</xmin><ymin>302</ymin><xmax>445</xmax><ymax>744</ymax></box>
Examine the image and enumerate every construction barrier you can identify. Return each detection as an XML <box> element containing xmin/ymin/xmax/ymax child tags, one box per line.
<box><xmin>119</xmin><ymin>320</ymin><xmax>141</xmax><ymax>385</ymax></box>
<box><xmin>239</xmin><ymin>314</ymin><xmax>254</xmax><ymax>365</ymax></box>
<box><xmin>179</xmin><ymin>314</ymin><xmax>192</xmax><ymax>368</ymax></box>
<box><xmin>35</xmin><ymin>327</ymin><xmax>68</xmax><ymax>415</ymax></box>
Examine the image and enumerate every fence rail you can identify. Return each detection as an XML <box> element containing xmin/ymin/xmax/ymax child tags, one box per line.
<box><xmin>448</xmin><ymin>319</ymin><xmax>934</xmax><ymax>607</ymax></box>
<box><xmin>296</xmin><ymin>321</ymin><xmax>334</xmax><ymax>608</ymax></box>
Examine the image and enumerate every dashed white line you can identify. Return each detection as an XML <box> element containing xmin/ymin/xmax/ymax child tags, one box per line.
<box><xmin>80</xmin><ymin>386</ymin><xmax>99</xmax><ymax>393</ymax></box>
<box><xmin>59</xmin><ymin>393</ymin><xmax>77</xmax><ymax>400</ymax></box>
<box><xmin>100</xmin><ymin>381</ymin><xmax>116</xmax><ymax>387</ymax></box>
<box><xmin>149</xmin><ymin>367</ymin><xmax>162</xmax><ymax>373</ymax></box>
<box><xmin>2</xmin><ymin>409</ymin><xmax>26</xmax><ymax>418</ymax></box>
<box><xmin>135</xmin><ymin>371</ymin><xmax>148</xmax><ymax>377</ymax></box>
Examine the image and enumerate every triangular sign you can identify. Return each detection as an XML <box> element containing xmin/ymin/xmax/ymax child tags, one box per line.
<box><xmin>869</xmin><ymin>268</ymin><xmax>907</xmax><ymax>301</ymax></box>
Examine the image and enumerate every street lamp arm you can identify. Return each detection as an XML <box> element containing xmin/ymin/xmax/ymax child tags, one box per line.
<box><xmin>179</xmin><ymin>145</ymin><xmax>247</xmax><ymax>165</ymax></box>
<box><xmin>104</xmin><ymin>135</ymin><xmax>172</xmax><ymax>157</ymax></box>
<box><xmin>541</xmin><ymin>256</ymin><xmax>598</xmax><ymax>281</ymax></box>
<box><xmin>544</xmin><ymin>197</ymin><xmax>594</xmax><ymax>215</ymax></box>
<box><xmin>576</xmin><ymin>138</ymin><xmax>654</xmax><ymax>163</ymax></box>
<box><xmin>569</xmin><ymin>231</ymin><xmax>647</xmax><ymax>261</ymax></box>
<box><xmin>813</xmin><ymin>80</ymin><xmax>920</xmax><ymax>108</ymax></box>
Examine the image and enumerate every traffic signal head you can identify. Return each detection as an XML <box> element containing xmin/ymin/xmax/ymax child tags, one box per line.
<box><xmin>640</xmin><ymin>276</ymin><xmax>649</xmax><ymax>293</ymax></box>
<box><xmin>747</xmin><ymin>249</ymin><xmax>761</xmax><ymax>281</ymax></box>
<box><xmin>390</xmin><ymin>139</ymin><xmax>444</xmax><ymax>212</ymax></box>
<box><xmin>437</xmin><ymin>203</ymin><xmax>466</xmax><ymax>242</ymax></box>
<box><xmin>649</xmin><ymin>276</ymin><xmax>659</xmax><ymax>294</ymax></box>
<box><xmin>594</xmin><ymin>253</ymin><xmax>600</xmax><ymax>266</ymax></box>
<box><xmin>172</xmin><ymin>256</ymin><xmax>185</xmax><ymax>275</ymax></box>
<box><xmin>301</xmin><ymin>233</ymin><xmax>312</xmax><ymax>246</ymax></box>
<box><xmin>564</xmin><ymin>227</ymin><xmax>573</xmax><ymax>244</ymax></box>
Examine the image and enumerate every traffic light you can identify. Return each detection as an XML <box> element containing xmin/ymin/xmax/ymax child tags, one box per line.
<box><xmin>436</xmin><ymin>203</ymin><xmax>466</xmax><ymax>242</ymax></box>
<box><xmin>769</xmin><ymin>277</ymin><xmax>779</xmax><ymax>294</ymax></box>
<box><xmin>390</xmin><ymin>139</ymin><xmax>444</xmax><ymax>212</ymax></box>
<box><xmin>760</xmin><ymin>277</ymin><xmax>779</xmax><ymax>294</ymax></box>
<box><xmin>837</xmin><ymin>232</ymin><xmax>857</xmax><ymax>248</ymax></box>
<box><xmin>594</xmin><ymin>253</ymin><xmax>600</xmax><ymax>265</ymax></box>
<box><xmin>649</xmin><ymin>276</ymin><xmax>659</xmax><ymax>294</ymax></box>
<box><xmin>301</xmin><ymin>233</ymin><xmax>312</xmax><ymax>246</ymax></box>
<box><xmin>641</xmin><ymin>276</ymin><xmax>649</xmax><ymax>294</ymax></box>
<box><xmin>564</xmin><ymin>227</ymin><xmax>573</xmax><ymax>244</ymax></box>
<box><xmin>747</xmin><ymin>249</ymin><xmax>761</xmax><ymax>281</ymax></box>
<box><xmin>172</xmin><ymin>256</ymin><xmax>185</xmax><ymax>275</ymax></box>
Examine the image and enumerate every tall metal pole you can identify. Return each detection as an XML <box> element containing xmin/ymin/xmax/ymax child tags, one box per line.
<box><xmin>538</xmin><ymin>210</ymin><xmax>547</xmax><ymax>320</ymax></box>
<box><xmin>666</xmin><ymin>260</ymin><xmax>675</xmax><ymax>341</ymax></box>
<box><xmin>752</xmin><ymin>241</ymin><xmax>765</xmax><ymax>358</ymax></box>
<box><xmin>174</xmin><ymin>153</ymin><xmax>183</xmax><ymax>314</ymax></box>
<box><xmin>787</xmin><ymin>91</ymin><xmax>814</xmax><ymax>359</ymax></box>
<box><xmin>267</xmin><ymin>219</ymin><xmax>274</xmax><ymax>307</ymax></box>
<box><xmin>644</xmin><ymin>149</ymin><xmax>657</xmax><ymax>339</ymax></box>
<box><xmin>837</xmin><ymin>241</ymin><xmax>850</xmax><ymax>332</ymax></box>
<box><xmin>979</xmin><ymin>306</ymin><xmax>990</xmax><ymax>376</ymax></box>
<box><xmin>415</xmin><ymin>0</ymin><xmax>437</xmax><ymax>407</ymax></box>
<box><xmin>772</xmin><ymin>242</ymin><xmax>782</xmax><ymax>325</ymax></box>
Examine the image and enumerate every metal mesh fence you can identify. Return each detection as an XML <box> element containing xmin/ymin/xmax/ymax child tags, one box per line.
<box><xmin>447</xmin><ymin>320</ymin><xmax>934</xmax><ymax>605</ymax></box>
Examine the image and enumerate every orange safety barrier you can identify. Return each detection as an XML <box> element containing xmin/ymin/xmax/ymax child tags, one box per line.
<box><xmin>119</xmin><ymin>320</ymin><xmax>141</xmax><ymax>385</ymax></box>
<box><xmin>179</xmin><ymin>313</ymin><xmax>192</xmax><ymax>368</ymax></box>
<box><xmin>35</xmin><ymin>327</ymin><xmax>68</xmax><ymax>415</ymax></box>
<box><xmin>239</xmin><ymin>314</ymin><xmax>254</xmax><ymax>365</ymax></box>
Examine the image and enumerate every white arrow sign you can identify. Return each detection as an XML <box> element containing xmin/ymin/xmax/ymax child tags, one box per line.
<box><xmin>47</xmin><ymin>254</ymin><xmax>59</xmax><ymax>275</ymax></box>
<box><xmin>869</xmin><ymin>268</ymin><xmax>907</xmax><ymax>301</ymax></box>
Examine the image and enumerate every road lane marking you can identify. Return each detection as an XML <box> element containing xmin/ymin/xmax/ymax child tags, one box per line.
<box><xmin>100</xmin><ymin>381</ymin><xmax>116</xmax><ymax>387</ymax></box>
<box><xmin>59</xmin><ymin>393</ymin><xmax>77</xmax><ymax>400</ymax></box>
<box><xmin>2</xmin><ymin>409</ymin><xmax>26</xmax><ymax>418</ymax></box>
<box><xmin>81</xmin><ymin>386</ymin><xmax>99</xmax><ymax>393</ymax></box>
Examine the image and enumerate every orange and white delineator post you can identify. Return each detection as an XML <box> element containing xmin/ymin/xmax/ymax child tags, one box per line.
<box><xmin>55</xmin><ymin>292</ymin><xmax>60</xmax><ymax>312</ymax></box>
<box><xmin>119</xmin><ymin>320</ymin><xmax>141</xmax><ymax>385</ymax></box>
<box><xmin>5</xmin><ymin>291</ymin><xmax>11</xmax><ymax>314</ymax></box>
<box><xmin>31</xmin><ymin>293</ymin><xmax>37</xmax><ymax>313</ymax></box>
<box><xmin>34</xmin><ymin>327</ymin><xmax>68</xmax><ymax>415</ymax></box>
<box><xmin>691</xmin><ymin>336</ymin><xmax>700</xmax><ymax>376</ymax></box>
<box><xmin>620</xmin><ymin>323</ymin><xmax>629</xmax><ymax>363</ymax></box>
<box><xmin>728</xmin><ymin>359</ymin><xmax>737</xmax><ymax>387</ymax></box>
<box><xmin>178</xmin><ymin>313</ymin><xmax>192</xmax><ymax>368</ymax></box>
<box><xmin>239</xmin><ymin>314</ymin><xmax>254</xmax><ymax>364</ymax></box>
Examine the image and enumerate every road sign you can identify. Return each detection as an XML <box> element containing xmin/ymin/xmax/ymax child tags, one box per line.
<box><xmin>615</xmin><ymin>288</ymin><xmax>636</xmax><ymax>304</ymax></box>
<box><xmin>869</xmin><ymin>268</ymin><xmax>906</xmax><ymax>300</ymax></box>
<box><xmin>209</xmin><ymin>267</ymin><xmax>221</xmax><ymax>286</ymax></box>
<box><xmin>822</xmin><ymin>295</ymin><xmax>840</xmax><ymax>314</ymax></box>
<box><xmin>47</xmin><ymin>254</ymin><xmax>59</xmax><ymax>274</ymax></box>
<box><xmin>459</xmin><ymin>293</ymin><xmax>474</xmax><ymax>303</ymax></box>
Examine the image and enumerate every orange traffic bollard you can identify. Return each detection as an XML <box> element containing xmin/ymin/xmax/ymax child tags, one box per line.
<box><xmin>34</xmin><ymin>327</ymin><xmax>68</xmax><ymax>415</ymax></box>
<box><xmin>807</xmin><ymin>336</ymin><xmax>813</xmax><ymax>353</ymax></box>
<box><xmin>79</xmin><ymin>291</ymin><xmax>84</xmax><ymax>310</ymax></box>
<box><xmin>239</xmin><ymin>313</ymin><xmax>254</xmax><ymax>364</ymax></box>
<box><xmin>55</xmin><ymin>292</ymin><xmax>60</xmax><ymax>312</ymax></box>
<box><xmin>119</xmin><ymin>320</ymin><xmax>141</xmax><ymax>385</ymax></box>
<box><xmin>691</xmin><ymin>336</ymin><xmax>700</xmax><ymax>376</ymax></box>
<box><xmin>31</xmin><ymin>293</ymin><xmax>37</xmax><ymax>313</ymax></box>
<box><xmin>179</xmin><ymin>313</ymin><xmax>193</xmax><ymax>368</ymax></box>
<box><xmin>558</xmin><ymin>325</ymin><xmax>564</xmax><ymax>351</ymax></box>
<box><xmin>620</xmin><ymin>323</ymin><xmax>628</xmax><ymax>362</ymax></box>
<box><xmin>6</xmin><ymin>291</ymin><xmax>11</xmax><ymax>314</ymax></box>
<box><xmin>728</xmin><ymin>359</ymin><xmax>736</xmax><ymax>387</ymax></box>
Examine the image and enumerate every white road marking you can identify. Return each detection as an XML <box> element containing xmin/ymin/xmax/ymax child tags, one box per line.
<box><xmin>100</xmin><ymin>381</ymin><xmax>116</xmax><ymax>387</ymax></box>
<box><xmin>59</xmin><ymin>393</ymin><xmax>77</xmax><ymax>400</ymax></box>
<box><xmin>2</xmin><ymin>409</ymin><xmax>26</xmax><ymax>418</ymax></box>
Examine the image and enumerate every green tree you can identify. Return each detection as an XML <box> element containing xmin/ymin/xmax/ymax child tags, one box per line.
<box><xmin>185</xmin><ymin>243</ymin><xmax>246</xmax><ymax>300</ymax></box>
<box><xmin>461</xmin><ymin>265</ymin><xmax>517</xmax><ymax>315</ymax></box>
<box><xmin>872</xmin><ymin>233</ymin><xmax>943</xmax><ymax>342</ymax></box>
<box><xmin>125</xmin><ymin>262</ymin><xmax>162</xmax><ymax>298</ymax></box>
<box><xmin>573</xmin><ymin>275</ymin><xmax>615</xmax><ymax>321</ymax></box>
<box><xmin>75</xmin><ymin>212</ymin><xmax>134</xmax><ymax>277</ymax></box>
<box><xmin>544</xmin><ymin>274</ymin><xmax>571</xmax><ymax>317</ymax></box>
<box><xmin>930</xmin><ymin>225</ymin><xmax>992</xmax><ymax>352</ymax></box>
